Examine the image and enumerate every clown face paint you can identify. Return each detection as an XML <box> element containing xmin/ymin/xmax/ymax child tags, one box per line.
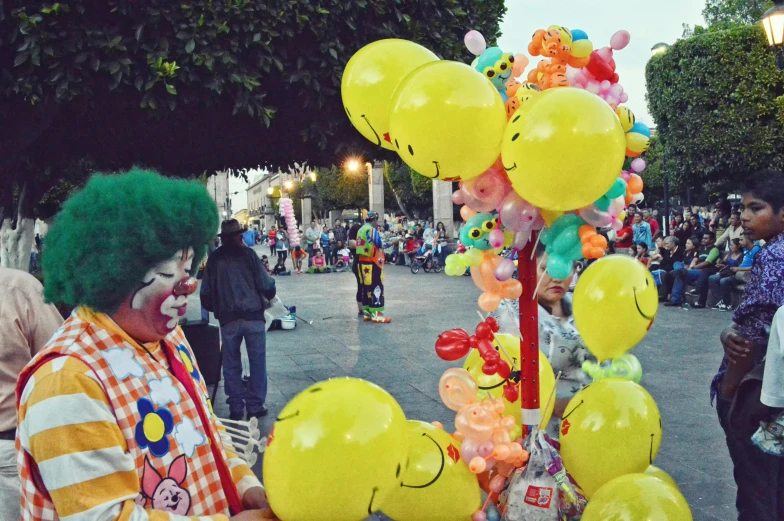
<box><xmin>129</xmin><ymin>248</ymin><xmax>196</xmax><ymax>339</ymax></box>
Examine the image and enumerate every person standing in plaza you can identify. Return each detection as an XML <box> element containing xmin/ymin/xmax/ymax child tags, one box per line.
<box><xmin>712</xmin><ymin>170</ymin><xmax>784</xmax><ymax>520</ymax></box>
<box><xmin>201</xmin><ymin>219</ymin><xmax>277</xmax><ymax>420</ymax></box>
<box><xmin>355</xmin><ymin>211</ymin><xmax>391</xmax><ymax>323</ymax></box>
<box><xmin>0</xmin><ymin>267</ymin><xmax>63</xmax><ymax>520</ymax></box>
<box><xmin>348</xmin><ymin>221</ymin><xmax>364</xmax><ymax>317</ymax></box>
<box><xmin>305</xmin><ymin>220</ymin><xmax>320</xmax><ymax>268</ymax></box>
<box><xmin>275</xmin><ymin>228</ymin><xmax>289</xmax><ymax>268</ymax></box>
<box><xmin>632</xmin><ymin>212</ymin><xmax>654</xmax><ymax>250</ymax></box>
<box><xmin>268</xmin><ymin>225</ymin><xmax>278</xmax><ymax>256</ymax></box>
<box><xmin>333</xmin><ymin>218</ymin><xmax>347</xmax><ymax>265</ymax></box>
<box><xmin>643</xmin><ymin>209</ymin><xmax>660</xmax><ymax>239</ymax></box>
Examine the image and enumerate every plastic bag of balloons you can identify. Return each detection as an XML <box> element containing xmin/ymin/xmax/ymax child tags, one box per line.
<box><xmin>499</xmin><ymin>430</ymin><xmax>586</xmax><ymax>521</ymax></box>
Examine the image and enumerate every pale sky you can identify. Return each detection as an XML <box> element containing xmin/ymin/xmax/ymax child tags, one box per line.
<box><xmin>498</xmin><ymin>0</ymin><xmax>706</xmax><ymax>125</ymax></box>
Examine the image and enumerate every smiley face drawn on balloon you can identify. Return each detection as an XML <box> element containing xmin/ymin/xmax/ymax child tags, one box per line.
<box><xmin>388</xmin><ymin>60</ymin><xmax>507</xmax><ymax>183</ymax></box>
<box><xmin>380</xmin><ymin>421</ymin><xmax>481</xmax><ymax>521</ymax></box>
<box><xmin>559</xmin><ymin>379</ymin><xmax>662</xmax><ymax>497</ymax></box>
<box><xmin>460</xmin><ymin>213</ymin><xmax>499</xmax><ymax>250</ymax></box>
<box><xmin>573</xmin><ymin>255</ymin><xmax>658</xmax><ymax>362</ymax></box>
<box><xmin>263</xmin><ymin>378</ymin><xmax>408</xmax><ymax>521</ymax></box>
<box><xmin>341</xmin><ymin>39</ymin><xmax>439</xmax><ymax>151</ymax></box>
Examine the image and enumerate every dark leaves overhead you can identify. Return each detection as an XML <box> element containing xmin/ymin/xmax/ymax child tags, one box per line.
<box><xmin>0</xmin><ymin>0</ymin><xmax>506</xmax><ymax>175</ymax></box>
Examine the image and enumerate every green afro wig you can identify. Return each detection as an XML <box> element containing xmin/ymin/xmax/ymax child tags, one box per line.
<box><xmin>43</xmin><ymin>168</ymin><xmax>219</xmax><ymax>313</ymax></box>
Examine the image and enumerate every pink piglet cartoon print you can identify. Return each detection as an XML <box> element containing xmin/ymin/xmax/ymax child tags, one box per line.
<box><xmin>141</xmin><ymin>455</ymin><xmax>192</xmax><ymax>515</ymax></box>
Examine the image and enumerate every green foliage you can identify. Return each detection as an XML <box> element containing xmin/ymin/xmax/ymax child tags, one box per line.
<box><xmin>384</xmin><ymin>162</ymin><xmax>433</xmax><ymax>217</ymax></box>
<box><xmin>0</xmin><ymin>0</ymin><xmax>506</xmax><ymax>174</ymax></box>
<box><xmin>645</xmin><ymin>24</ymin><xmax>784</xmax><ymax>193</ymax></box>
<box><xmin>703</xmin><ymin>0</ymin><xmax>771</xmax><ymax>27</ymax></box>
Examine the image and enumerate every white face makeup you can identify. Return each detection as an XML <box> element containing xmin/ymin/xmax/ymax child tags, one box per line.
<box><xmin>130</xmin><ymin>248</ymin><xmax>195</xmax><ymax>332</ymax></box>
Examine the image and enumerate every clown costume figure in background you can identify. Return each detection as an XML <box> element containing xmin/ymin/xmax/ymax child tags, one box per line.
<box><xmin>15</xmin><ymin>169</ymin><xmax>278</xmax><ymax>521</ymax></box>
<box><xmin>356</xmin><ymin>210</ymin><xmax>391</xmax><ymax>323</ymax></box>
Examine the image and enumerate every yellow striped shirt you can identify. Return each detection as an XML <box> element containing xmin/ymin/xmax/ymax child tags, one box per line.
<box><xmin>18</xmin><ymin>355</ymin><xmax>260</xmax><ymax>521</ymax></box>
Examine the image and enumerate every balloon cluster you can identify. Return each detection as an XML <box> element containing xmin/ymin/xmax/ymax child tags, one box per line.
<box><xmin>435</xmin><ymin>317</ymin><xmax>518</xmax><ymax>401</ymax></box>
<box><xmin>527</xmin><ymin>26</ymin><xmax>592</xmax><ymax>91</ymax></box>
<box><xmin>438</xmin><ymin>369</ymin><xmax>530</xmax><ymax>475</ymax></box>
<box><xmin>617</xmin><ymin>106</ymin><xmax>652</xmax><ymax>158</ymax></box>
<box><xmin>278</xmin><ymin>198</ymin><xmax>300</xmax><ymax>248</ymax></box>
<box><xmin>567</xmin><ymin>30</ymin><xmax>631</xmax><ymax>108</ymax></box>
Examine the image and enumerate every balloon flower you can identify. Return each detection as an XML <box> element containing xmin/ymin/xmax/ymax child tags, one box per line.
<box><xmin>579</xmin><ymin>195</ymin><xmax>626</xmax><ymax>231</ymax></box>
<box><xmin>540</xmin><ymin>214</ymin><xmax>586</xmax><ymax>280</ymax></box>
<box><xmin>578</xmin><ymin>225</ymin><xmax>607</xmax><ymax>259</ymax></box>
<box><xmin>593</xmin><ymin>177</ymin><xmax>627</xmax><ymax>212</ymax></box>
<box><xmin>435</xmin><ymin>317</ymin><xmax>515</xmax><ymax>389</ymax></box>
<box><xmin>465</xmin><ymin>30</ymin><xmax>529</xmax><ymax>102</ymax></box>
<box><xmin>497</xmin><ymin>192</ymin><xmax>543</xmax><ymax>245</ymax></box>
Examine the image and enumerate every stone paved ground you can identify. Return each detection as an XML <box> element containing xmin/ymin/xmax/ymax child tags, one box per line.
<box><xmin>186</xmin><ymin>249</ymin><xmax>737</xmax><ymax>521</ymax></box>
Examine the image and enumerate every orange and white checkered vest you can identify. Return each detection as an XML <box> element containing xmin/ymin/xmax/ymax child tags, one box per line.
<box><xmin>15</xmin><ymin>314</ymin><xmax>241</xmax><ymax>520</ymax></box>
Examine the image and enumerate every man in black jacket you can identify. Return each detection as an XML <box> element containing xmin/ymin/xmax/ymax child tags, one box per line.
<box><xmin>201</xmin><ymin>219</ymin><xmax>276</xmax><ymax>420</ymax></box>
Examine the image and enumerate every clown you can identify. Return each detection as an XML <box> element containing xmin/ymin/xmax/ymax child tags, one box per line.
<box><xmin>16</xmin><ymin>169</ymin><xmax>277</xmax><ymax>520</ymax></box>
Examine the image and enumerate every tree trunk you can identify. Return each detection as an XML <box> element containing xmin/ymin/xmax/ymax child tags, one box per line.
<box><xmin>382</xmin><ymin>162</ymin><xmax>413</xmax><ymax>220</ymax></box>
<box><xmin>0</xmin><ymin>182</ymin><xmax>35</xmax><ymax>271</ymax></box>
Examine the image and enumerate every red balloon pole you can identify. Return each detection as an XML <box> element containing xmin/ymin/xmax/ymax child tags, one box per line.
<box><xmin>519</xmin><ymin>231</ymin><xmax>540</xmax><ymax>437</ymax></box>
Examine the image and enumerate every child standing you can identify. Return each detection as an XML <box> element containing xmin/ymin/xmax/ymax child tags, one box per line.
<box><xmin>291</xmin><ymin>245</ymin><xmax>308</xmax><ymax>274</ymax></box>
<box><xmin>713</xmin><ymin>170</ymin><xmax>784</xmax><ymax>519</ymax></box>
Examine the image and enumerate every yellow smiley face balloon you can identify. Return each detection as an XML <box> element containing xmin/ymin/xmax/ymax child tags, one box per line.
<box><xmin>559</xmin><ymin>379</ymin><xmax>662</xmax><ymax>498</ymax></box>
<box><xmin>263</xmin><ymin>378</ymin><xmax>408</xmax><ymax>521</ymax></box>
<box><xmin>380</xmin><ymin>421</ymin><xmax>481</xmax><ymax>521</ymax></box>
<box><xmin>501</xmin><ymin>88</ymin><xmax>626</xmax><ymax>211</ymax></box>
<box><xmin>573</xmin><ymin>255</ymin><xmax>658</xmax><ymax>362</ymax></box>
<box><xmin>581</xmin><ymin>474</ymin><xmax>692</xmax><ymax>521</ymax></box>
<box><xmin>342</xmin><ymin>39</ymin><xmax>439</xmax><ymax>150</ymax></box>
<box><xmin>463</xmin><ymin>333</ymin><xmax>555</xmax><ymax>434</ymax></box>
<box><xmin>389</xmin><ymin>60</ymin><xmax>507</xmax><ymax>182</ymax></box>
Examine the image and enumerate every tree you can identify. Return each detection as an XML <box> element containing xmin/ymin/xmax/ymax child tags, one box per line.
<box><xmin>645</xmin><ymin>24</ymin><xmax>784</xmax><ymax>195</ymax></box>
<box><xmin>384</xmin><ymin>162</ymin><xmax>434</xmax><ymax>219</ymax></box>
<box><xmin>702</xmin><ymin>0</ymin><xmax>771</xmax><ymax>27</ymax></box>
<box><xmin>0</xmin><ymin>0</ymin><xmax>506</xmax><ymax>268</ymax></box>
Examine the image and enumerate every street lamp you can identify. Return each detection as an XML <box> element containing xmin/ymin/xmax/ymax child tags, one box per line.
<box><xmin>284</xmin><ymin>180</ymin><xmax>294</xmax><ymax>190</ymax></box>
<box><xmin>309</xmin><ymin>171</ymin><xmax>317</xmax><ymax>182</ymax></box>
<box><xmin>650</xmin><ymin>42</ymin><xmax>670</xmax><ymax>56</ymax></box>
<box><xmin>346</xmin><ymin>159</ymin><xmax>360</xmax><ymax>172</ymax></box>
<box><xmin>762</xmin><ymin>0</ymin><xmax>784</xmax><ymax>69</ymax></box>
<box><xmin>267</xmin><ymin>187</ymin><xmax>274</xmax><ymax>195</ymax></box>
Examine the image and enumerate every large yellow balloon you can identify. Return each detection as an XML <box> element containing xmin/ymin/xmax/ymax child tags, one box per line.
<box><xmin>381</xmin><ymin>421</ymin><xmax>481</xmax><ymax>521</ymax></box>
<box><xmin>263</xmin><ymin>378</ymin><xmax>409</xmax><ymax>521</ymax></box>
<box><xmin>501</xmin><ymin>88</ymin><xmax>626</xmax><ymax>211</ymax></box>
<box><xmin>464</xmin><ymin>333</ymin><xmax>555</xmax><ymax>433</ymax></box>
<box><xmin>559</xmin><ymin>379</ymin><xmax>662</xmax><ymax>498</ymax></box>
<box><xmin>342</xmin><ymin>39</ymin><xmax>439</xmax><ymax>150</ymax></box>
<box><xmin>573</xmin><ymin>255</ymin><xmax>658</xmax><ymax>362</ymax></box>
<box><xmin>645</xmin><ymin>465</ymin><xmax>678</xmax><ymax>488</ymax></box>
<box><xmin>389</xmin><ymin>61</ymin><xmax>506</xmax><ymax>182</ymax></box>
<box><xmin>582</xmin><ymin>474</ymin><xmax>693</xmax><ymax>521</ymax></box>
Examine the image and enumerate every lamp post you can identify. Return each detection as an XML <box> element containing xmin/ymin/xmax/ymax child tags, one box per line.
<box><xmin>650</xmin><ymin>43</ymin><xmax>672</xmax><ymax>234</ymax></box>
<box><xmin>762</xmin><ymin>0</ymin><xmax>784</xmax><ymax>69</ymax></box>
